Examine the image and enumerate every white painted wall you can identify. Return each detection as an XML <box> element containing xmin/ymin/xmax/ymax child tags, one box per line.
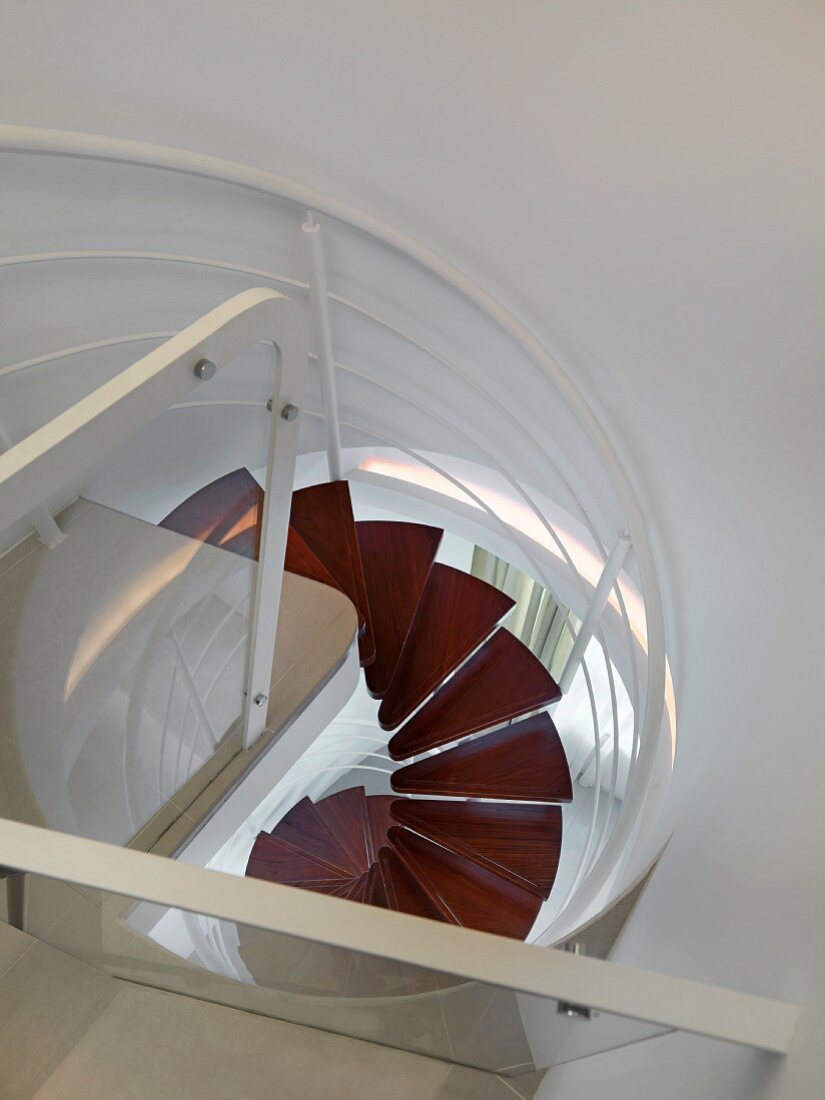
<box><xmin>1</xmin><ymin>3</ymin><xmax>824</xmax><ymax>1094</ymax></box>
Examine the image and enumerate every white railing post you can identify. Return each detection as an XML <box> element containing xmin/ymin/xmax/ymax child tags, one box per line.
<box><xmin>241</xmin><ymin>371</ymin><xmax>305</xmax><ymax>749</ymax></box>
<box><xmin>558</xmin><ymin>531</ymin><xmax>632</xmax><ymax>694</ymax></box>
<box><xmin>301</xmin><ymin>211</ymin><xmax>344</xmax><ymax>481</ymax></box>
<box><xmin>0</xmin><ymin>417</ymin><xmax>65</xmax><ymax>547</ymax></box>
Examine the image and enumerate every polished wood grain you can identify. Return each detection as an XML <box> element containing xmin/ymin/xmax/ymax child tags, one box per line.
<box><xmin>378</xmin><ymin>564</ymin><xmax>515</xmax><ymax>730</ymax></box>
<box><xmin>378</xmin><ymin>847</ymin><xmax>452</xmax><ymax>923</ymax></box>
<box><xmin>388</xmin><ymin>827</ymin><xmax>542</xmax><ymax>939</ymax></box>
<box><xmin>331</xmin><ymin>873</ymin><xmax>369</xmax><ymax>901</ymax></box>
<box><xmin>299</xmin><ymin>878</ymin><xmax>355</xmax><ymax>897</ymax></box>
<box><xmin>284</xmin><ymin>526</ymin><xmax>342</xmax><ymax>591</ymax></box>
<box><xmin>245</xmin><ymin>832</ymin><xmax>352</xmax><ymax>886</ymax></box>
<box><xmin>391</xmin><ymin>713</ymin><xmax>573</xmax><ymax>802</ymax></box>
<box><xmin>390</xmin><ymin>799</ymin><xmax>563</xmax><ymax>898</ymax></box>
<box><xmin>364</xmin><ymin>795</ymin><xmax>396</xmax><ymax>865</ymax></box>
<box><xmin>160</xmin><ymin>468</ymin><xmax>263</xmax><ymax>559</ymax></box>
<box><xmin>271</xmin><ymin>797</ymin><xmax>359</xmax><ymax>877</ymax></box>
<box><xmin>311</xmin><ymin>786</ymin><xmax>370</xmax><ymax>871</ymax></box>
<box><xmin>363</xmin><ymin>863</ymin><xmax>390</xmax><ymax>909</ymax></box>
<box><xmin>290</xmin><ymin>481</ymin><xmax>375</xmax><ymax>666</ymax></box>
<box><xmin>356</xmin><ymin>521</ymin><xmax>443</xmax><ymax>698</ymax></box>
<box><xmin>387</xmin><ymin>628</ymin><xmax>561</xmax><ymax>760</ymax></box>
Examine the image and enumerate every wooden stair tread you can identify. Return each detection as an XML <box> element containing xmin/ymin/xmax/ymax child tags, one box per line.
<box><xmin>365</xmin><ymin>796</ymin><xmax>396</xmax><ymax>865</ymax></box>
<box><xmin>388</xmin><ymin>828</ymin><xmax>542</xmax><ymax>939</ymax></box>
<box><xmin>285</xmin><ymin>527</ymin><xmax>342</xmax><ymax>591</ymax></box>
<box><xmin>388</xmin><ymin>628</ymin><xmax>561</xmax><ymax>759</ymax></box>
<box><xmin>245</xmin><ymin>833</ymin><xmax>353</xmax><ymax>886</ymax></box>
<box><xmin>378</xmin><ymin>564</ymin><xmax>515</xmax><ymax>731</ymax></box>
<box><xmin>356</xmin><ymin>521</ymin><xmax>443</xmax><ymax>698</ymax></box>
<box><xmin>311</xmin><ymin>787</ymin><xmax>370</xmax><ymax>872</ymax></box>
<box><xmin>160</xmin><ymin>468</ymin><xmax>263</xmax><ymax>559</ymax></box>
<box><xmin>343</xmin><ymin>872</ymin><xmax>370</xmax><ymax>904</ymax></box>
<box><xmin>301</xmin><ymin>879</ymin><xmax>357</xmax><ymax>897</ymax></box>
<box><xmin>390</xmin><ymin>799</ymin><xmax>562</xmax><ymax>898</ymax></box>
<box><xmin>328</xmin><ymin>874</ymin><xmax>369</xmax><ymax>901</ymax></box>
<box><xmin>378</xmin><ymin>847</ymin><xmax>453</xmax><ymax>923</ymax></box>
<box><xmin>363</xmin><ymin>863</ymin><xmax>391</xmax><ymax>909</ymax></box>
<box><xmin>270</xmin><ymin>797</ymin><xmax>360</xmax><ymax>877</ymax></box>
<box><xmin>391</xmin><ymin>714</ymin><xmax>573</xmax><ymax>802</ymax></box>
<box><xmin>290</xmin><ymin>481</ymin><xmax>375</xmax><ymax>665</ymax></box>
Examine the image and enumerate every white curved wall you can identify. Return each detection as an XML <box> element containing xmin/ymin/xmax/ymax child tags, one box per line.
<box><xmin>2</xmin><ymin>4</ymin><xmax>825</xmax><ymax>1096</ymax></box>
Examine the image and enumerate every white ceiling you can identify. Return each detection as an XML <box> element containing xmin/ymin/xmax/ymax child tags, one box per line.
<box><xmin>2</xmin><ymin>4</ymin><xmax>825</xmax><ymax>1096</ymax></box>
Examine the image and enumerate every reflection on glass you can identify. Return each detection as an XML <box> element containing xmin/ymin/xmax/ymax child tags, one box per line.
<box><xmin>0</xmin><ymin>498</ymin><xmax>253</xmax><ymax>845</ymax></box>
<box><xmin>22</xmin><ymin>871</ymin><xmax>670</xmax><ymax>1079</ymax></box>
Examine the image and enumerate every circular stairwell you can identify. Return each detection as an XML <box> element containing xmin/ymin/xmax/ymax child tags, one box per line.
<box><xmin>161</xmin><ymin>470</ymin><xmax>573</xmax><ymax>941</ymax></box>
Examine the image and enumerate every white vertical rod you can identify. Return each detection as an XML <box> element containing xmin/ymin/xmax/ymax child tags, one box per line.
<box><xmin>558</xmin><ymin>531</ymin><xmax>632</xmax><ymax>694</ymax></box>
<box><xmin>242</xmin><ymin>344</ymin><xmax>306</xmax><ymax>748</ymax></box>
<box><xmin>301</xmin><ymin>211</ymin><xmax>344</xmax><ymax>481</ymax></box>
<box><xmin>0</xmin><ymin>418</ymin><xmax>65</xmax><ymax>547</ymax></box>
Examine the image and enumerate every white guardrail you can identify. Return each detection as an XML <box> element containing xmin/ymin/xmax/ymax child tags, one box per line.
<box><xmin>0</xmin><ymin>124</ymin><xmax>670</xmax><ymax>942</ymax></box>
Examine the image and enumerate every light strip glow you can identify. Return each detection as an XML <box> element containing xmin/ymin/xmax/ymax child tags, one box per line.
<box><xmin>358</xmin><ymin>454</ymin><xmax>676</xmax><ymax>760</ymax></box>
<box><xmin>359</xmin><ymin>455</ymin><xmax>643</xmax><ymax>629</ymax></box>
<box><xmin>218</xmin><ymin>505</ymin><xmax>259</xmax><ymax>548</ymax></box>
<box><xmin>65</xmin><ymin>540</ymin><xmax>202</xmax><ymax>700</ymax></box>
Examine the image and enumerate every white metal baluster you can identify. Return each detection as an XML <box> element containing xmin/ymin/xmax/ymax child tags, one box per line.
<box><xmin>558</xmin><ymin>532</ymin><xmax>632</xmax><ymax>695</ymax></box>
<box><xmin>302</xmin><ymin>212</ymin><xmax>344</xmax><ymax>481</ymax></box>
<box><xmin>241</xmin><ymin>329</ymin><xmax>307</xmax><ymax>748</ymax></box>
<box><xmin>0</xmin><ymin>416</ymin><xmax>65</xmax><ymax>547</ymax></box>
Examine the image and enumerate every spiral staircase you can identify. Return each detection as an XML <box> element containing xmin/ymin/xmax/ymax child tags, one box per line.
<box><xmin>161</xmin><ymin>469</ymin><xmax>573</xmax><ymax>940</ymax></box>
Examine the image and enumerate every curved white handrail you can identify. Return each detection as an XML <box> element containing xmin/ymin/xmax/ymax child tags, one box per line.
<box><xmin>0</xmin><ymin>287</ymin><xmax>308</xmax><ymax>752</ymax></box>
<box><xmin>0</xmin><ymin>123</ymin><xmax>669</xmax><ymax>934</ymax></box>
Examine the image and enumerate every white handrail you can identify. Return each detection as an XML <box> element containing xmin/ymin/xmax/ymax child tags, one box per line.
<box><xmin>0</xmin><ymin>817</ymin><xmax>800</xmax><ymax>1054</ymax></box>
<box><xmin>0</xmin><ymin>287</ymin><xmax>308</xmax><ymax>747</ymax></box>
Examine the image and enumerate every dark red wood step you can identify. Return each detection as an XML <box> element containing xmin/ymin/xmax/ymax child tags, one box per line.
<box><xmin>365</xmin><ymin>795</ymin><xmax>397</xmax><ymax>865</ymax></box>
<box><xmin>245</xmin><ymin>833</ymin><xmax>353</xmax><ymax>887</ymax></box>
<box><xmin>300</xmin><ymin>878</ymin><xmax>357</xmax><ymax>897</ymax></box>
<box><xmin>270</xmin><ymin>797</ymin><xmax>360</xmax><ymax>878</ymax></box>
<box><xmin>388</xmin><ymin>628</ymin><xmax>561</xmax><ymax>760</ymax></box>
<box><xmin>356</xmin><ymin>521</ymin><xmax>443</xmax><ymax>698</ymax></box>
<box><xmin>160</xmin><ymin>468</ymin><xmax>263</xmax><ymax>559</ymax></box>
<box><xmin>378</xmin><ymin>564</ymin><xmax>515</xmax><ymax>731</ymax></box>
<box><xmin>388</xmin><ymin>828</ymin><xmax>542</xmax><ymax>939</ymax></box>
<box><xmin>343</xmin><ymin>872</ymin><xmax>370</xmax><ymax>903</ymax></box>
<box><xmin>378</xmin><ymin>846</ymin><xmax>453</xmax><ymax>924</ymax></box>
<box><xmin>328</xmin><ymin>874</ymin><xmax>368</xmax><ymax>901</ymax></box>
<box><xmin>363</xmin><ymin>863</ymin><xmax>391</xmax><ymax>909</ymax></box>
<box><xmin>310</xmin><ymin>787</ymin><xmax>370</xmax><ymax>872</ymax></box>
<box><xmin>290</xmin><ymin>481</ymin><xmax>375</xmax><ymax>666</ymax></box>
<box><xmin>391</xmin><ymin>713</ymin><xmax>573</xmax><ymax>802</ymax></box>
<box><xmin>390</xmin><ymin>799</ymin><xmax>562</xmax><ymax>899</ymax></box>
<box><xmin>285</xmin><ymin>527</ymin><xmax>342</xmax><ymax>591</ymax></box>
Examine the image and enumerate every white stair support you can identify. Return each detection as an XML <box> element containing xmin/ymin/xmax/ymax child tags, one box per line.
<box><xmin>0</xmin><ymin>418</ymin><xmax>65</xmax><ymax>547</ymax></box>
<box><xmin>301</xmin><ymin>211</ymin><xmax>344</xmax><ymax>482</ymax></box>
<box><xmin>559</xmin><ymin>531</ymin><xmax>632</xmax><ymax>694</ymax></box>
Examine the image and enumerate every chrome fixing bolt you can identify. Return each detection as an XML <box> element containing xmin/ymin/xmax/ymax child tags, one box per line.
<box><xmin>253</xmin><ymin>692</ymin><xmax>268</xmax><ymax>708</ymax></box>
<box><xmin>280</xmin><ymin>403</ymin><xmax>299</xmax><ymax>422</ymax></box>
<box><xmin>556</xmin><ymin>942</ymin><xmax>592</xmax><ymax>1019</ymax></box>
<box><xmin>193</xmin><ymin>358</ymin><xmax>216</xmax><ymax>381</ymax></box>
